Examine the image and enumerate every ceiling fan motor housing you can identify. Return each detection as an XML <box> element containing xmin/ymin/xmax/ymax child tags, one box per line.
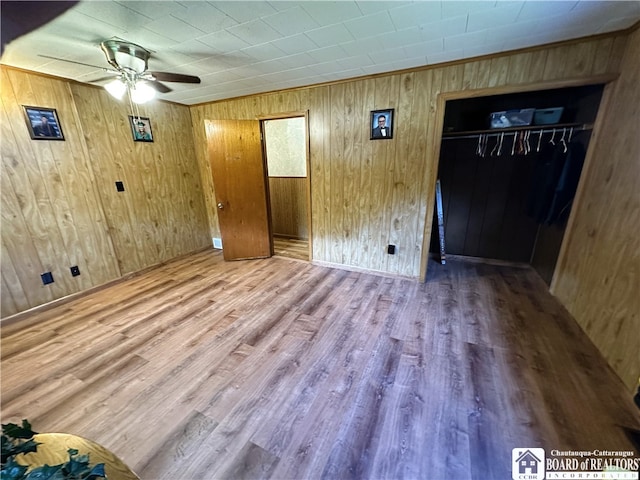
<box><xmin>101</xmin><ymin>39</ymin><xmax>150</xmax><ymax>74</ymax></box>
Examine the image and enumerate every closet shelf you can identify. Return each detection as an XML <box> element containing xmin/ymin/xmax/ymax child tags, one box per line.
<box><xmin>442</xmin><ymin>122</ymin><xmax>593</xmax><ymax>139</ymax></box>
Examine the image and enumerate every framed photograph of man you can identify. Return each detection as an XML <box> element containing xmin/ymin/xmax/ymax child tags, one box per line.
<box><xmin>129</xmin><ymin>116</ymin><xmax>153</xmax><ymax>142</ymax></box>
<box><xmin>370</xmin><ymin>109</ymin><xmax>394</xmax><ymax>140</ymax></box>
<box><xmin>23</xmin><ymin>106</ymin><xmax>64</xmax><ymax>140</ymax></box>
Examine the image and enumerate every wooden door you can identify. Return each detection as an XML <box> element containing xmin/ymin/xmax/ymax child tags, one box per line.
<box><xmin>206</xmin><ymin>119</ymin><xmax>271</xmax><ymax>260</ymax></box>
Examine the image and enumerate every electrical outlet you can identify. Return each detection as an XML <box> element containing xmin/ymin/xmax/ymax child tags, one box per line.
<box><xmin>115</xmin><ymin>181</ymin><xmax>125</xmax><ymax>192</ymax></box>
<box><xmin>41</xmin><ymin>272</ymin><xmax>54</xmax><ymax>285</ymax></box>
<box><xmin>213</xmin><ymin>237</ymin><xmax>223</xmax><ymax>249</ymax></box>
<box><xmin>387</xmin><ymin>244</ymin><xmax>396</xmax><ymax>255</ymax></box>
<box><xmin>70</xmin><ymin>266</ymin><xmax>80</xmax><ymax>276</ymax></box>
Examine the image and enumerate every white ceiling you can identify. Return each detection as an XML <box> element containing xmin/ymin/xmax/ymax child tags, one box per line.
<box><xmin>2</xmin><ymin>1</ymin><xmax>639</xmax><ymax>105</ymax></box>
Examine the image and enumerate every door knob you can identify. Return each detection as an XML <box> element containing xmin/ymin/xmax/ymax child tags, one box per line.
<box><xmin>217</xmin><ymin>202</ymin><xmax>224</xmax><ymax>210</ymax></box>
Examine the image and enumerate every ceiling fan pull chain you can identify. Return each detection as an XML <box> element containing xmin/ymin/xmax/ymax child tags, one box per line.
<box><xmin>127</xmin><ymin>87</ymin><xmax>137</xmax><ymax>121</ymax></box>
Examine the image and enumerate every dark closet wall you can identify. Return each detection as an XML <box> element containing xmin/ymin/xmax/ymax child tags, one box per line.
<box><xmin>529</xmin><ymin>132</ymin><xmax>592</xmax><ymax>283</ymax></box>
<box><xmin>432</xmin><ymin>85</ymin><xmax>604</xmax><ymax>281</ymax></box>
<box><xmin>433</xmin><ymin>137</ymin><xmax>541</xmax><ymax>262</ymax></box>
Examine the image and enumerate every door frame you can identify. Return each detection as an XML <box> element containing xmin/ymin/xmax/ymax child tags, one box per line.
<box><xmin>419</xmin><ymin>74</ymin><xmax>617</xmax><ymax>284</ymax></box>
<box><xmin>258</xmin><ymin>110</ymin><xmax>312</xmax><ymax>261</ymax></box>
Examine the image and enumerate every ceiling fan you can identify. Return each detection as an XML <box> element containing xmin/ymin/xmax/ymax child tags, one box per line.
<box><xmin>40</xmin><ymin>38</ymin><xmax>201</xmax><ymax>103</ymax></box>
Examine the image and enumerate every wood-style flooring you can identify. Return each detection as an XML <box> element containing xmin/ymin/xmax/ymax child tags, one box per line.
<box><xmin>1</xmin><ymin>249</ymin><xmax>639</xmax><ymax>480</ymax></box>
<box><xmin>273</xmin><ymin>236</ymin><xmax>309</xmax><ymax>261</ymax></box>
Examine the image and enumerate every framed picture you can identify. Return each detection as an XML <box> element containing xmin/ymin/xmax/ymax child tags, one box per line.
<box><xmin>370</xmin><ymin>109</ymin><xmax>394</xmax><ymax>140</ymax></box>
<box><xmin>129</xmin><ymin>116</ymin><xmax>153</xmax><ymax>142</ymax></box>
<box><xmin>23</xmin><ymin>106</ymin><xmax>64</xmax><ymax>140</ymax></box>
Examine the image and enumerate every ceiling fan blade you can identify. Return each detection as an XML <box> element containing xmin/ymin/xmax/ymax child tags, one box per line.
<box><xmin>38</xmin><ymin>54</ymin><xmax>110</xmax><ymax>71</ymax></box>
<box><xmin>90</xmin><ymin>74</ymin><xmax>120</xmax><ymax>83</ymax></box>
<box><xmin>148</xmin><ymin>71</ymin><xmax>201</xmax><ymax>84</ymax></box>
<box><xmin>143</xmin><ymin>79</ymin><xmax>172</xmax><ymax>94</ymax></box>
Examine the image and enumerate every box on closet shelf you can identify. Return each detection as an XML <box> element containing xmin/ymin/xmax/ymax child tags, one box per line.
<box><xmin>488</xmin><ymin>108</ymin><xmax>535</xmax><ymax>129</ymax></box>
<box><xmin>533</xmin><ymin>107</ymin><xmax>564</xmax><ymax>125</ymax></box>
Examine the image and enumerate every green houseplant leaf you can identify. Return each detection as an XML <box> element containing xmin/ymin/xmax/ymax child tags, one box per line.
<box><xmin>1</xmin><ymin>421</ymin><xmax>40</xmax><ymax>466</ymax></box>
<box><xmin>23</xmin><ymin>464</ymin><xmax>66</xmax><ymax>480</ymax></box>
<box><xmin>1</xmin><ymin>421</ymin><xmax>106</xmax><ymax>480</ymax></box>
<box><xmin>2</xmin><ymin>422</ymin><xmax>37</xmax><ymax>441</ymax></box>
<box><xmin>0</xmin><ymin>457</ymin><xmax>29</xmax><ymax>480</ymax></box>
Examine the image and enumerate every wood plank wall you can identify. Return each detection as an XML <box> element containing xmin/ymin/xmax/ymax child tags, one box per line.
<box><xmin>552</xmin><ymin>28</ymin><xmax>640</xmax><ymax>391</ymax></box>
<box><xmin>190</xmin><ymin>34</ymin><xmax>628</xmax><ymax>278</ymax></box>
<box><xmin>70</xmin><ymin>83</ymin><xmax>209</xmax><ymax>273</ymax></box>
<box><xmin>268</xmin><ymin>177</ymin><xmax>308</xmax><ymax>239</ymax></box>
<box><xmin>0</xmin><ymin>70</ymin><xmax>210</xmax><ymax>318</ymax></box>
<box><xmin>190</xmin><ymin>32</ymin><xmax>638</xmax><ymax>389</ymax></box>
<box><xmin>0</xmin><ymin>69</ymin><xmax>117</xmax><ymax>315</ymax></box>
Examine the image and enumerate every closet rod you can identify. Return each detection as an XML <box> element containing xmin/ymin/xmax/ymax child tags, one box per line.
<box><xmin>441</xmin><ymin>123</ymin><xmax>593</xmax><ymax>140</ymax></box>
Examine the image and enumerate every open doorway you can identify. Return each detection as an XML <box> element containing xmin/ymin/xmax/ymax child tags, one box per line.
<box><xmin>262</xmin><ymin>115</ymin><xmax>311</xmax><ymax>261</ymax></box>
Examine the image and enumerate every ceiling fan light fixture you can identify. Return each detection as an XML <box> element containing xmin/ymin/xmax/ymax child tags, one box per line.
<box><xmin>101</xmin><ymin>39</ymin><xmax>150</xmax><ymax>73</ymax></box>
<box><xmin>130</xmin><ymin>81</ymin><xmax>156</xmax><ymax>104</ymax></box>
<box><xmin>114</xmin><ymin>51</ymin><xmax>146</xmax><ymax>74</ymax></box>
<box><xmin>104</xmin><ymin>78</ymin><xmax>127</xmax><ymax>99</ymax></box>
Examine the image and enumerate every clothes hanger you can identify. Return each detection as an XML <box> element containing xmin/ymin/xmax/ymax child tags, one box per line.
<box><xmin>536</xmin><ymin>130</ymin><xmax>543</xmax><ymax>152</ymax></box>
<box><xmin>549</xmin><ymin>128</ymin><xmax>556</xmax><ymax>145</ymax></box>
<box><xmin>476</xmin><ymin>133</ymin><xmax>488</xmax><ymax>157</ymax></box>
<box><xmin>490</xmin><ymin>134</ymin><xmax>500</xmax><ymax>156</ymax></box>
<box><xmin>560</xmin><ymin>127</ymin><xmax>567</xmax><ymax>153</ymax></box>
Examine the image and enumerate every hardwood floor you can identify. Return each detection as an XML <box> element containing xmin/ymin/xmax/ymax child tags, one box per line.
<box><xmin>273</xmin><ymin>236</ymin><xmax>309</xmax><ymax>261</ymax></box>
<box><xmin>1</xmin><ymin>249</ymin><xmax>638</xmax><ymax>480</ymax></box>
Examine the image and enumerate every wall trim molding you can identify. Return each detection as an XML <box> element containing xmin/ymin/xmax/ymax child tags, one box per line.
<box><xmin>312</xmin><ymin>260</ymin><xmax>418</xmax><ymax>281</ymax></box>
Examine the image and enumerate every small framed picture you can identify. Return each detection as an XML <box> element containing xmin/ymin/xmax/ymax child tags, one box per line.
<box><xmin>129</xmin><ymin>116</ymin><xmax>153</xmax><ymax>142</ymax></box>
<box><xmin>23</xmin><ymin>106</ymin><xmax>64</xmax><ymax>140</ymax></box>
<box><xmin>370</xmin><ymin>109</ymin><xmax>394</xmax><ymax>140</ymax></box>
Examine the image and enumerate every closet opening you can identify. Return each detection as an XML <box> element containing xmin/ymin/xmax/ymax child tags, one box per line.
<box><xmin>430</xmin><ymin>84</ymin><xmax>604</xmax><ymax>284</ymax></box>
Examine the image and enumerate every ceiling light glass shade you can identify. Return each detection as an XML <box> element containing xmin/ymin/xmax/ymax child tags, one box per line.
<box><xmin>114</xmin><ymin>51</ymin><xmax>146</xmax><ymax>73</ymax></box>
<box><xmin>130</xmin><ymin>82</ymin><xmax>156</xmax><ymax>104</ymax></box>
<box><xmin>104</xmin><ymin>78</ymin><xmax>127</xmax><ymax>99</ymax></box>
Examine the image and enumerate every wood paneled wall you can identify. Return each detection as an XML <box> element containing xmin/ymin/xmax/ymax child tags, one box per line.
<box><xmin>70</xmin><ymin>83</ymin><xmax>209</xmax><ymax>273</ymax></box>
<box><xmin>552</xmin><ymin>28</ymin><xmax>640</xmax><ymax>391</ymax></box>
<box><xmin>269</xmin><ymin>177</ymin><xmax>308</xmax><ymax>239</ymax></box>
<box><xmin>0</xmin><ymin>69</ymin><xmax>210</xmax><ymax>318</ymax></box>
<box><xmin>190</xmin><ymin>33</ymin><xmax>628</xmax><ymax>279</ymax></box>
<box><xmin>1</xmin><ymin>69</ymin><xmax>116</xmax><ymax>315</ymax></box>
<box><xmin>190</xmin><ymin>32</ymin><xmax>637</xmax><ymax>389</ymax></box>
